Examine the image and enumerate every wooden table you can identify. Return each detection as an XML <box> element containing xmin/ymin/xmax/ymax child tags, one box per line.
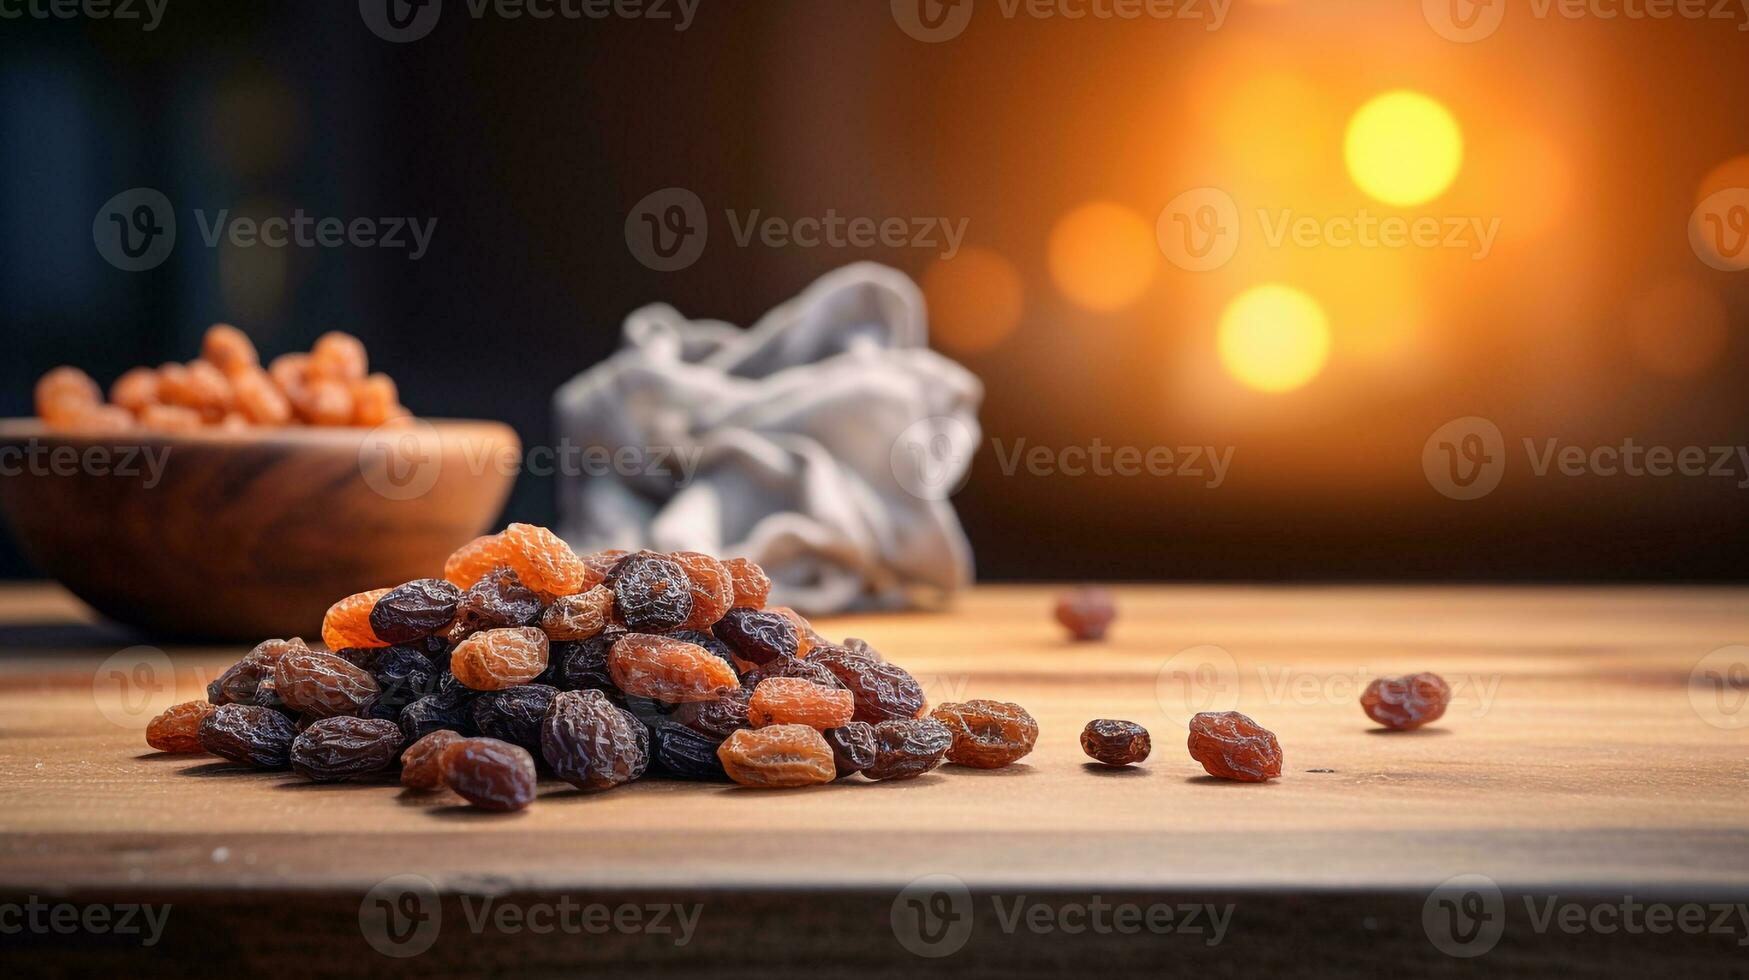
<box><xmin>2</xmin><ymin>583</ymin><xmax>1746</xmax><ymax>977</ymax></box>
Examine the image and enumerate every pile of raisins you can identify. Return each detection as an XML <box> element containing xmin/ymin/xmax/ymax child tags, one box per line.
<box><xmin>145</xmin><ymin>525</ymin><xmax>1040</xmax><ymax>811</ymax></box>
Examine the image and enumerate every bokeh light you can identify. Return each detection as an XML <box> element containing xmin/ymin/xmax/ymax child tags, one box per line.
<box><xmin>1627</xmin><ymin>276</ymin><xmax>1729</xmax><ymax>379</ymax></box>
<box><xmin>922</xmin><ymin>247</ymin><xmax>1025</xmax><ymax>354</ymax></box>
<box><xmin>1047</xmin><ymin>202</ymin><xmax>1157</xmax><ymax>312</ymax></box>
<box><xmin>1217</xmin><ymin>284</ymin><xmax>1331</xmax><ymax>393</ymax></box>
<box><xmin>1344</xmin><ymin>91</ymin><xmax>1464</xmax><ymax>207</ymax></box>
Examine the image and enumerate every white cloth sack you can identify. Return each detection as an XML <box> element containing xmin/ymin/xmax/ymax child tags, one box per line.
<box><xmin>554</xmin><ymin>262</ymin><xmax>982</xmax><ymax>614</ymax></box>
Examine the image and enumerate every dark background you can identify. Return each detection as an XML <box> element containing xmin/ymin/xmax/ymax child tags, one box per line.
<box><xmin>4</xmin><ymin>1</ymin><xmax>1748</xmax><ymax>582</ymax></box>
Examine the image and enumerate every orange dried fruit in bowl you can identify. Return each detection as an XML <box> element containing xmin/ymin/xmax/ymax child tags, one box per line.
<box><xmin>232</xmin><ymin>368</ymin><xmax>292</xmax><ymax>425</ymax></box>
<box><xmin>108</xmin><ymin>367</ymin><xmax>160</xmax><ymax>415</ymax></box>
<box><xmin>34</xmin><ymin>366</ymin><xmax>101</xmax><ymax>426</ymax></box>
<box><xmin>200</xmin><ymin>323</ymin><xmax>260</xmax><ymax>377</ymax></box>
<box><xmin>309</xmin><ymin>330</ymin><xmax>368</xmax><ymax>382</ymax></box>
<box><xmin>321</xmin><ymin>587</ymin><xmax>392</xmax><ymax>651</ymax></box>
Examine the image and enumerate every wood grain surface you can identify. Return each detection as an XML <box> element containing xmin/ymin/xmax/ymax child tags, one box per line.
<box><xmin>2</xmin><ymin>583</ymin><xmax>1746</xmax><ymax>975</ymax></box>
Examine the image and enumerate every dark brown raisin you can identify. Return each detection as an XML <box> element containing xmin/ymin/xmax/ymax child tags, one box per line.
<box><xmin>669</xmin><ymin>688</ymin><xmax>753</xmax><ymax>741</ymax></box>
<box><xmin>199</xmin><ymin>703</ymin><xmax>298</xmax><ymax>769</ymax></box>
<box><xmin>273</xmin><ymin>648</ymin><xmax>380</xmax><ymax>718</ymax></box>
<box><xmin>554</xmin><ymin>632</ymin><xmax>622</xmax><ymax>693</ymax></box>
<box><xmin>812</xmin><ymin>650</ymin><xmax>927</xmax><ymax>724</ymax></box>
<box><xmin>447</xmin><ymin>565</ymin><xmax>544</xmax><ymax>640</ymax></box>
<box><xmin>865</xmin><ymin>718</ymin><xmax>952</xmax><ymax>781</ymax></box>
<box><xmin>471</xmin><ymin>684</ymin><xmax>559</xmax><ymax>755</ymax></box>
<box><xmin>822</xmin><ymin>721</ymin><xmax>876</xmax><ymax>778</ymax></box>
<box><xmin>1360</xmin><ymin>672</ymin><xmax>1452</xmax><ymax>730</ymax></box>
<box><xmin>1055</xmin><ymin>588</ymin><xmax>1117</xmax><ymax>641</ymax></box>
<box><xmin>364</xmin><ymin>645</ymin><xmax>443</xmax><ymax>721</ymax></box>
<box><xmin>540</xmin><ymin>689</ymin><xmax>650</xmax><ymax>791</ymax></box>
<box><xmin>290</xmin><ymin>716</ymin><xmax>404</xmax><ymax>782</ymax></box>
<box><xmin>1080</xmin><ymin>719</ymin><xmax>1150</xmax><ymax>767</ymax></box>
<box><xmin>370</xmin><ymin>578</ymin><xmax>463</xmax><ymax>644</ymax></box>
<box><xmin>207</xmin><ymin>638</ymin><xmax>310</xmax><ymax>705</ymax></box>
<box><xmin>931</xmin><ymin>700</ymin><xmax>1038</xmax><ymax>769</ymax></box>
<box><xmin>607</xmin><ymin>552</ymin><xmax>694</xmax><ymax>632</ymax></box>
<box><xmin>711</xmin><ymin>608</ymin><xmax>797</xmax><ymax>665</ymax></box>
<box><xmin>740</xmin><ymin>655</ymin><xmax>846</xmax><ymax>691</ymax></box>
<box><xmin>649</xmin><ymin>721</ymin><xmax>730</xmax><ymax>781</ymax></box>
<box><xmin>1187</xmin><ymin>710</ymin><xmax>1282</xmax><ymax>782</ymax></box>
<box><xmin>439</xmin><ymin>737</ymin><xmax>539</xmax><ymax>811</ymax></box>
<box><xmin>399</xmin><ymin>693</ymin><xmax>477</xmax><ymax>742</ymax></box>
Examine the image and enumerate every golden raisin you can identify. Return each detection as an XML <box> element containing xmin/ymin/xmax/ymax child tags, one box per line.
<box><xmin>443</xmin><ymin>533</ymin><xmax>510</xmax><ymax>588</ymax></box>
<box><xmin>321</xmin><ymin>588</ymin><xmax>392</xmax><ymax>651</ymax></box>
<box><xmin>1187</xmin><ymin>710</ymin><xmax>1282</xmax><ymax>782</ymax></box>
<box><xmin>500</xmin><ymin>523</ymin><xmax>589</xmax><ymax>596</ymax></box>
<box><xmin>723</xmin><ymin>557</ymin><xmax>771</xmax><ymax>609</ymax></box>
<box><xmin>34</xmin><ymin>367</ymin><xmax>101</xmax><ymax>426</ymax></box>
<box><xmin>1360</xmin><ymin>673</ymin><xmax>1451</xmax><ymax>730</ymax></box>
<box><xmin>109</xmin><ymin>367</ymin><xmax>161</xmax><ymax>416</ymax></box>
<box><xmin>451</xmin><ymin>626</ymin><xmax>550</xmax><ymax>691</ymax></box>
<box><xmin>748</xmin><ymin>677</ymin><xmax>854</xmax><ymax>729</ymax></box>
<box><xmin>716</xmin><ymin>725</ymin><xmax>836</xmax><ymax>788</ymax></box>
<box><xmin>670</xmin><ymin>551</ymin><xmax>734</xmax><ymax>630</ymax></box>
<box><xmin>200</xmin><ymin>323</ymin><xmax>260</xmax><ymax>377</ymax></box>
<box><xmin>607</xmin><ymin>633</ymin><xmax>740</xmax><ymax>703</ymax></box>
<box><xmin>309</xmin><ymin>330</ymin><xmax>369</xmax><ymax>382</ymax></box>
<box><xmin>145</xmin><ymin>701</ymin><xmax>216</xmax><ymax>753</ymax></box>
<box><xmin>931</xmin><ymin>700</ymin><xmax>1038</xmax><ymax>769</ymax></box>
<box><xmin>539</xmin><ymin>586</ymin><xmax>613</xmax><ymax>641</ymax></box>
<box><xmin>231</xmin><ymin>368</ymin><xmax>291</xmax><ymax>425</ymax></box>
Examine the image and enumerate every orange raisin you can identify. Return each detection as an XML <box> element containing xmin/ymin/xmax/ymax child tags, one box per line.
<box><xmin>200</xmin><ymin>323</ymin><xmax>260</xmax><ymax>377</ymax></box>
<box><xmin>1056</xmin><ymin>588</ymin><xmax>1117</xmax><ymax>641</ymax></box>
<box><xmin>109</xmin><ymin>367</ymin><xmax>161</xmax><ymax>416</ymax></box>
<box><xmin>321</xmin><ymin>588</ymin><xmax>392</xmax><ymax>651</ymax></box>
<box><xmin>716</xmin><ymin>724</ymin><xmax>836</xmax><ymax>788</ymax></box>
<box><xmin>748</xmin><ymin>676</ymin><xmax>854</xmax><ymax>729</ymax></box>
<box><xmin>145</xmin><ymin>701</ymin><xmax>216</xmax><ymax>753</ymax></box>
<box><xmin>1187</xmin><ymin>710</ymin><xmax>1281</xmax><ymax>782</ymax></box>
<box><xmin>351</xmin><ymin>373</ymin><xmax>404</xmax><ymax>427</ymax></box>
<box><xmin>34</xmin><ymin>367</ymin><xmax>101</xmax><ymax>426</ymax></box>
<box><xmin>1360</xmin><ymin>672</ymin><xmax>1451</xmax><ymax>730</ymax></box>
<box><xmin>501</xmin><ymin>523</ymin><xmax>588</xmax><ymax>597</ymax></box>
<box><xmin>539</xmin><ymin>586</ymin><xmax>613</xmax><ymax>641</ymax></box>
<box><xmin>231</xmin><ymin>368</ymin><xmax>292</xmax><ymax>425</ymax></box>
<box><xmin>443</xmin><ymin>533</ymin><xmax>510</xmax><ymax>588</ymax></box>
<box><xmin>451</xmin><ymin>626</ymin><xmax>550</xmax><ymax>690</ymax></box>
<box><xmin>401</xmin><ymin>729</ymin><xmax>464</xmax><ymax>789</ymax></box>
<box><xmin>931</xmin><ymin>700</ymin><xmax>1038</xmax><ymax>769</ymax></box>
<box><xmin>309</xmin><ymin>330</ymin><xmax>369</xmax><ymax>382</ymax></box>
<box><xmin>723</xmin><ymin>557</ymin><xmax>771</xmax><ymax>609</ymax></box>
<box><xmin>138</xmin><ymin>403</ymin><xmax>203</xmax><ymax>431</ymax></box>
<box><xmin>607</xmin><ymin>633</ymin><xmax>740</xmax><ymax>703</ymax></box>
<box><xmin>299</xmin><ymin>378</ymin><xmax>354</xmax><ymax>425</ymax></box>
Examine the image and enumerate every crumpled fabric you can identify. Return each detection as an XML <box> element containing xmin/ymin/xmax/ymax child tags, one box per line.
<box><xmin>554</xmin><ymin>262</ymin><xmax>982</xmax><ymax>614</ymax></box>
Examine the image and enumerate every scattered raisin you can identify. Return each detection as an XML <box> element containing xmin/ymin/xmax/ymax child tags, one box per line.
<box><xmin>439</xmin><ymin>737</ymin><xmax>538</xmax><ymax>811</ymax></box>
<box><xmin>864</xmin><ymin>718</ymin><xmax>953</xmax><ymax>781</ymax></box>
<box><xmin>274</xmin><ymin>648</ymin><xmax>381</xmax><ymax>719</ymax></box>
<box><xmin>670</xmin><ymin>551</ymin><xmax>735</xmax><ymax>630</ymax></box>
<box><xmin>1080</xmin><ymin>719</ymin><xmax>1150</xmax><ymax>767</ymax></box>
<box><xmin>712</xmin><ymin>608</ymin><xmax>798</xmax><ymax>666</ymax></box>
<box><xmin>607</xmin><ymin>552</ymin><xmax>695</xmax><ymax>632</ymax></box>
<box><xmin>1187</xmin><ymin>710</ymin><xmax>1282</xmax><ymax>782</ymax></box>
<box><xmin>811</xmin><ymin>650</ymin><xmax>927</xmax><ymax>724</ymax></box>
<box><xmin>199</xmin><ymin>704</ymin><xmax>298</xmax><ymax>769</ymax></box>
<box><xmin>539</xmin><ymin>586</ymin><xmax>613</xmax><ymax>641</ymax></box>
<box><xmin>607</xmin><ymin>633</ymin><xmax>740</xmax><ymax>703</ymax></box>
<box><xmin>716</xmin><ymin>725</ymin><xmax>836</xmax><ymax>788</ymax></box>
<box><xmin>400</xmin><ymin>729</ymin><xmax>464</xmax><ymax>789</ymax></box>
<box><xmin>1055</xmin><ymin>588</ymin><xmax>1117</xmax><ymax>641</ymax></box>
<box><xmin>471</xmin><ymin>684</ymin><xmax>559</xmax><ymax>755</ymax></box>
<box><xmin>145</xmin><ymin>701</ymin><xmax>215</xmax><ymax>753</ymax></box>
<box><xmin>822</xmin><ymin>721</ymin><xmax>876</xmax><ymax>778</ymax></box>
<box><xmin>370</xmin><ymin>578</ymin><xmax>463</xmax><ymax>644</ymax></box>
<box><xmin>501</xmin><ymin>522</ymin><xmax>589</xmax><ymax>597</ymax></box>
<box><xmin>1360</xmin><ymin>673</ymin><xmax>1452</xmax><ymax>730</ymax></box>
<box><xmin>748</xmin><ymin>677</ymin><xmax>855</xmax><ymax>729</ymax></box>
<box><xmin>290</xmin><ymin>716</ymin><xmax>404</xmax><ymax>782</ymax></box>
<box><xmin>322</xmin><ymin>588</ymin><xmax>392</xmax><ymax>651</ymax></box>
<box><xmin>451</xmin><ymin>627</ymin><xmax>549</xmax><ymax>691</ymax></box>
<box><xmin>540</xmin><ymin>689</ymin><xmax>650</xmax><ymax>791</ymax></box>
<box><xmin>723</xmin><ymin>557</ymin><xmax>771</xmax><ymax>609</ymax></box>
<box><xmin>931</xmin><ymin>700</ymin><xmax>1038</xmax><ymax>769</ymax></box>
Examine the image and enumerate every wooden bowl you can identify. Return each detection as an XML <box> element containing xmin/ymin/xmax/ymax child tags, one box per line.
<box><xmin>0</xmin><ymin>418</ymin><xmax>519</xmax><ymax>641</ymax></box>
